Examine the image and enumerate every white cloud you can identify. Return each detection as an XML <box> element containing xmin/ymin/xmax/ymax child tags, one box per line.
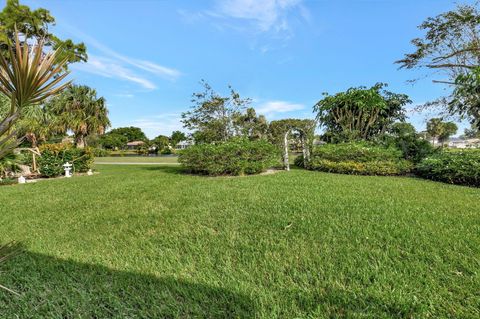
<box><xmin>179</xmin><ymin>0</ymin><xmax>308</xmax><ymax>46</ymax></box>
<box><xmin>72</xmin><ymin>56</ymin><xmax>157</xmax><ymax>90</ymax></box>
<box><xmin>62</xmin><ymin>24</ymin><xmax>181</xmax><ymax>89</ymax></box>
<box><xmin>114</xmin><ymin>93</ymin><xmax>135</xmax><ymax>98</ymax></box>
<box><xmin>216</xmin><ymin>0</ymin><xmax>304</xmax><ymax>33</ymax></box>
<box><xmin>256</xmin><ymin>100</ymin><xmax>304</xmax><ymax>115</ymax></box>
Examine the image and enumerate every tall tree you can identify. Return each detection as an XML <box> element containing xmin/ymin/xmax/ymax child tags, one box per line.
<box><xmin>397</xmin><ymin>3</ymin><xmax>480</xmax><ymax>81</ymax></box>
<box><xmin>0</xmin><ymin>0</ymin><xmax>87</xmax><ymax>66</ymax></box>
<box><xmin>438</xmin><ymin>122</ymin><xmax>458</xmax><ymax>146</ymax></box>
<box><xmin>463</xmin><ymin>124</ymin><xmax>480</xmax><ymax>138</ymax></box>
<box><xmin>397</xmin><ymin>3</ymin><xmax>480</xmax><ymax>125</ymax></box>
<box><xmin>0</xmin><ymin>30</ymin><xmax>69</xmax><ymax>158</ymax></box>
<box><xmin>426</xmin><ymin>118</ymin><xmax>458</xmax><ymax>146</ymax></box>
<box><xmin>108</xmin><ymin>127</ymin><xmax>147</xmax><ymax>142</ymax></box>
<box><xmin>152</xmin><ymin>135</ymin><xmax>170</xmax><ymax>150</ymax></box>
<box><xmin>234</xmin><ymin>107</ymin><xmax>269</xmax><ymax>140</ymax></box>
<box><xmin>170</xmin><ymin>130</ymin><xmax>187</xmax><ymax>146</ymax></box>
<box><xmin>48</xmin><ymin>85</ymin><xmax>110</xmax><ymax>148</ymax></box>
<box><xmin>16</xmin><ymin>104</ymin><xmax>54</xmax><ymax>147</ymax></box>
<box><xmin>313</xmin><ymin>83</ymin><xmax>410</xmax><ymax>142</ymax></box>
<box><xmin>182</xmin><ymin>80</ymin><xmax>251</xmax><ymax>143</ymax></box>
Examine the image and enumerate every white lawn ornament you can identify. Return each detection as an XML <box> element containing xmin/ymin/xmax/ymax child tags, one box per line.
<box><xmin>63</xmin><ymin>162</ymin><xmax>73</xmax><ymax>178</ymax></box>
<box><xmin>18</xmin><ymin>176</ymin><xmax>26</xmax><ymax>184</ymax></box>
<box><xmin>87</xmin><ymin>169</ymin><xmax>93</xmax><ymax>176</ymax></box>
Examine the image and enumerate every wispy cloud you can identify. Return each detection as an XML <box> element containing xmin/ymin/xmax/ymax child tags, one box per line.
<box><xmin>63</xmin><ymin>24</ymin><xmax>181</xmax><ymax>89</ymax></box>
<box><xmin>72</xmin><ymin>56</ymin><xmax>157</xmax><ymax>90</ymax></box>
<box><xmin>256</xmin><ymin>100</ymin><xmax>304</xmax><ymax>115</ymax></box>
<box><xmin>179</xmin><ymin>0</ymin><xmax>309</xmax><ymax>47</ymax></box>
<box><xmin>215</xmin><ymin>0</ymin><xmax>304</xmax><ymax>33</ymax></box>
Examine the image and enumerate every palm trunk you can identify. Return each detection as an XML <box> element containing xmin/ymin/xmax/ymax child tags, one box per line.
<box><xmin>76</xmin><ymin>135</ymin><xmax>86</xmax><ymax>148</ymax></box>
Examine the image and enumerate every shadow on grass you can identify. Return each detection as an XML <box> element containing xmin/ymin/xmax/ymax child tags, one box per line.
<box><xmin>0</xmin><ymin>251</ymin><xmax>255</xmax><ymax>318</ymax></box>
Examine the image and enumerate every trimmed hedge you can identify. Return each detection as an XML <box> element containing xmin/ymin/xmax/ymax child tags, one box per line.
<box><xmin>178</xmin><ymin>138</ymin><xmax>278</xmax><ymax>176</ymax></box>
<box><xmin>415</xmin><ymin>150</ymin><xmax>480</xmax><ymax>187</ymax></box>
<box><xmin>307</xmin><ymin>142</ymin><xmax>412</xmax><ymax>176</ymax></box>
<box><xmin>38</xmin><ymin>143</ymin><xmax>94</xmax><ymax>177</ymax></box>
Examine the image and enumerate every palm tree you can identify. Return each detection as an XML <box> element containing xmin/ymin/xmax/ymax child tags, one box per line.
<box><xmin>17</xmin><ymin>104</ymin><xmax>54</xmax><ymax>147</ymax></box>
<box><xmin>49</xmin><ymin>85</ymin><xmax>110</xmax><ymax>148</ymax></box>
<box><xmin>0</xmin><ymin>30</ymin><xmax>70</xmax><ymax>159</ymax></box>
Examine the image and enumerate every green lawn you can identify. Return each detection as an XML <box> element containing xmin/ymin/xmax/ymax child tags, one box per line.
<box><xmin>0</xmin><ymin>165</ymin><xmax>479</xmax><ymax>318</ymax></box>
<box><xmin>95</xmin><ymin>155</ymin><xmax>179</xmax><ymax>163</ymax></box>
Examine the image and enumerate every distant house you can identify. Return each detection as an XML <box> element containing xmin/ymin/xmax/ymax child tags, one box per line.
<box><xmin>126</xmin><ymin>140</ymin><xmax>145</xmax><ymax>150</ymax></box>
<box><xmin>175</xmin><ymin>140</ymin><xmax>193</xmax><ymax>150</ymax></box>
<box><xmin>448</xmin><ymin>137</ymin><xmax>480</xmax><ymax>149</ymax></box>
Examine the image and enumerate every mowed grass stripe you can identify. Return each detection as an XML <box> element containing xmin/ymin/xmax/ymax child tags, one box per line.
<box><xmin>0</xmin><ymin>165</ymin><xmax>478</xmax><ymax>318</ymax></box>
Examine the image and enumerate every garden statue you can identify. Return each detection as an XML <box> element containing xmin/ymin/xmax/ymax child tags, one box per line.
<box><xmin>63</xmin><ymin>162</ymin><xmax>73</xmax><ymax>178</ymax></box>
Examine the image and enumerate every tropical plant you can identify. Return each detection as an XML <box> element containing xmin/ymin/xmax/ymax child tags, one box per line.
<box><xmin>37</xmin><ymin>143</ymin><xmax>94</xmax><ymax>177</ymax></box>
<box><xmin>381</xmin><ymin>122</ymin><xmax>434</xmax><ymax>163</ymax></box>
<box><xmin>0</xmin><ymin>152</ymin><xmax>19</xmax><ymax>178</ymax></box>
<box><xmin>48</xmin><ymin>85</ymin><xmax>110</xmax><ymax>148</ymax></box>
<box><xmin>313</xmin><ymin>83</ymin><xmax>410</xmax><ymax>142</ymax></box>
<box><xmin>0</xmin><ymin>30</ymin><xmax>70</xmax><ymax>159</ymax></box>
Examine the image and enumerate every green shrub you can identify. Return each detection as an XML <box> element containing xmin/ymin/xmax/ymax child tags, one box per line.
<box><xmin>178</xmin><ymin>138</ymin><xmax>278</xmax><ymax>176</ymax></box>
<box><xmin>0</xmin><ymin>178</ymin><xmax>16</xmax><ymax>186</ymax></box>
<box><xmin>294</xmin><ymin>154</ymin><xmax>305</xmax><ymax>168</ymax></box>
<box><xmin>415</xmin><ymin>150</ymin><xmax>480</xmax><ymax>187</ymax></box>
<box><xmin>160</xmin><ymin>148</ymin><xmax>174</xmax><ymax>155</ymax></box>
<box><xmin>307</xmin><ymin>142</ymin><xmax>412</xmax><ymax>175</ymax></box>
<box><xmin>92</xmin><ymin>148</ymin><xmax>110</xmax><ymax>157</ymax></box>
<box><xmin>38</xmin><ymin>143</ymin><xmax>94</xmax><ymax>177</ymax></box>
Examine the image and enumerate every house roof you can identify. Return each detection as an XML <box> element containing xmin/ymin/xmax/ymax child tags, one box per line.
<box><xmin>126</xmin><ymin>141</ymin><xmax>145</xmax><ymax>146</ymax></box>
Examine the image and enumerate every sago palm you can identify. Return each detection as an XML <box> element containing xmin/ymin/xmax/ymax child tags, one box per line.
<box><xmin>0</xmin><ymin>30</ymin><xmax>70</xmax><ymax>158</ymax></box>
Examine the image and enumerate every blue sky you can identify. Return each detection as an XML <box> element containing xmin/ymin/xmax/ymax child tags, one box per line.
<box><xmin>26</xmin><ymin>0</ymin><xmax>469</xmax><ymax>138</ymax></box>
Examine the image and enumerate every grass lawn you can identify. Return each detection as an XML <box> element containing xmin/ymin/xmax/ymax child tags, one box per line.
<box><xmin>0</xmin><ymin>165</ymin><xmax>479</xmax><ymax>318</ymax></box>
<box><xmin>95</xmin><ymin>155</ymin><xmax>179</xmax><ymax>163</ymax></box>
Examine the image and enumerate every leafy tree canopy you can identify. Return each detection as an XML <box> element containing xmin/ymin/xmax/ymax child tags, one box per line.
<box><xmin>152</xmin><ymin>135</ymin><xmax>170</xmax><ymax>149</ymax></box>
<box><xmin>313</xmin><ymin>83</ymin><xmax>410</xmax><ymax>142</ymax></box>
<box><xmin>233</xmin><ymin>107</ymin><xmax>269</xmax><ymax>140</ymax></box>
<box><xmin>170</xmin><ymin>130</ymin><xmax>187</xmax><ymax>146</ymax></box>
<box><xmin>99</xmin><ymin>133</ymin><xmax>128</xmax><ymax>150</ymax></box>
<box><xmin>397</xmin><ymin>3</ymin><xmax>480</xmax><ymax>126</ymax></box>
<box><xmin>108</xmin><ymin>126</ymin><xmax>147</xmax><ymax>142</ymax></box>
<box><xmin>396</xmin><ymin>2</ymin><xmax>480</xmax><ymax>79</ymax></box>
<box><xmin>426</xmin><ymin>118</ymin><xmax>458</xmax><ymax>145</ymax></box>
<box><xmin>0</xmin><ymin>0</ymin><xmax>87</xmax><ymax>66</ymax></box>
<box><xmin>182</xmin><ymin>80</ymin><xmax>252</xmax><ymax>143</ymax></box>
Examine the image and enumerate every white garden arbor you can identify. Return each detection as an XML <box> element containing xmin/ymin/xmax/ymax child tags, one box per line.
<box><xmin>269</xmin><ymin>119</ymin><xmax>316</xmax><ymax>171</ymax></box>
